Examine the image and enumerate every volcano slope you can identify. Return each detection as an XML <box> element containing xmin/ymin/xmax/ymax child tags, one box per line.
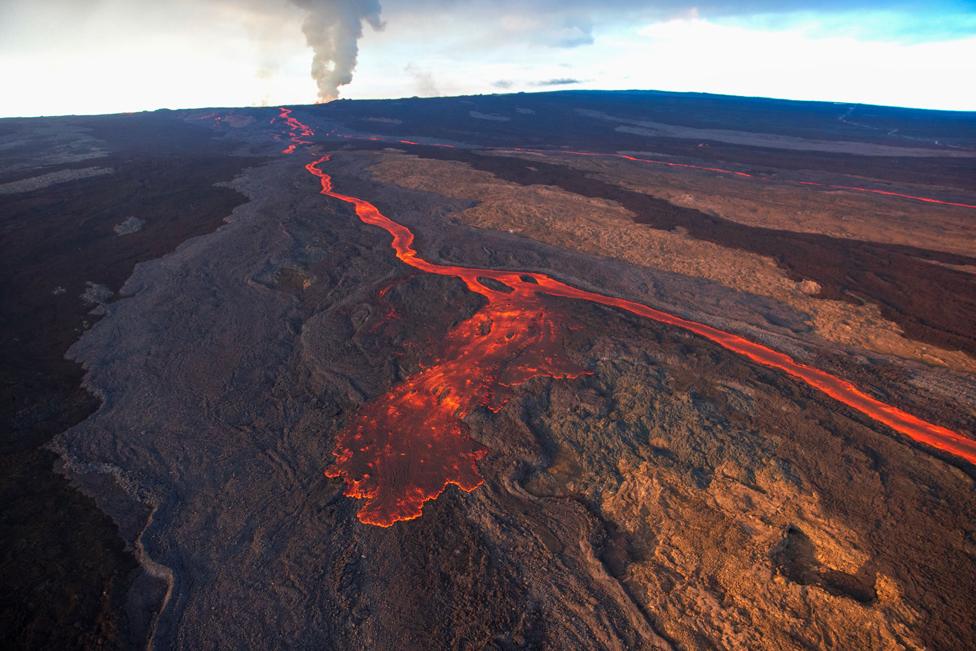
<box><xmin>3</xmin><ymin>91</ymin><xmax>976</xmax><ymax>649</ymax></box>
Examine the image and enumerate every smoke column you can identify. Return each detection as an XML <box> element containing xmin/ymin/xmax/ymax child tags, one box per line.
<box><xmin>290</xmin><ymin>0</ymin><xmax>383</xmax><ymax>102</ymax></box>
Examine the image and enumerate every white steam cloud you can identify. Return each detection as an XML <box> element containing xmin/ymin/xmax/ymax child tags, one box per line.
<box><xmin>289</xmin><ymin>0</ymin><xmax>384</xmax><ymax>102</ymax></box>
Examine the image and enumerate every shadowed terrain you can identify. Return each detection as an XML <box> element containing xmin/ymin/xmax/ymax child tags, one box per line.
<box><xmin>2</xmin><ymin>90</ymin><xmax>974</xmax><ymax>649</ymax></box>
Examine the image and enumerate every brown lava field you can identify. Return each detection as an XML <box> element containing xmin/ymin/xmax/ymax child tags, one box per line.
<box><xmin>2</xmin><ymin>90</ymin><xmax>975</xmax><ymax>649</ymax></box>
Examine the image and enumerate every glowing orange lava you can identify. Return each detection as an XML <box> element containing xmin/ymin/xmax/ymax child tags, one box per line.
<box><xmin>511</xmin><ymin>148</ymin><xmax>976</xmax><ymax>209</ymax></box>
<box><xmin>278</xmin><ymin>107</ymin><xmax>313</xmax><ymax>155</ymax></box>
<box><xmin>189</xmin><ymin>112</ymin><xmax>226</xmax><ymax>128</ymax></box>
<box><xmin>273</xmin><ymin>110</ymin><xmax>975</xmax><ymax>210</ymax></box>
<box><xmin>512</xmin><ymin>147</ymin><xmax>753</xmax><ymax>178</ymax></box>
<box><xmin>796</xmin><ymin>180</ymin><xmax>976</xmax><ymax>209</ymax></box>
<box><xmin>306</xmin><ymin>154</ymin><xmax>587</xmax><ymax>525</ymax></box>
<box><xmin>278</xmin><ymin>108</ymin><xmax>976</xmax><ymax>527</ymax></box>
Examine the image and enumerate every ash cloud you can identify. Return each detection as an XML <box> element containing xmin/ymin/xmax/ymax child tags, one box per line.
<box><xmin>289</xmin><ymin>0</ymin><xmax>384</xmax><ymax>102</ymax></box>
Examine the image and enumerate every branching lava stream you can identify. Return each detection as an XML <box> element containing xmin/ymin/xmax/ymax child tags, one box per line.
<box><xmin>279</xmin><ymin>108</ymin><xmax>976</xmax><ymax>527</ymax></box>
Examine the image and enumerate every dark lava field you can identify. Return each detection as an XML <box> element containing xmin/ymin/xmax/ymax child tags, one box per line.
<box><xmin>2</xmin><ymin>90</ymin><xmax>975</xmax><ymax>649</ymax></box>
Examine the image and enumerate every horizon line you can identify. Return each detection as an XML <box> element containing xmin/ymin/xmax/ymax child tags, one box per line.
<box><xmin>3</xmin><ymin>87</ymin><xmax>975</xmax><ymax>121</ymax></box>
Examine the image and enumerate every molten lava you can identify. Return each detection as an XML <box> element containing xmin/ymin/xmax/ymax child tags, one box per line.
<box><xmin>278</xmin><ymin>108</ymin><xmax>976</xmax><ymax>528</ymax></box>
<box><xmin>306</xmin><ymin>154</ymin><xmax>587</xmax><ymax>526</ymax></box>
<box><xmin>796</xmin><ymin>180</ymin><xmax>976</xmax><ymax>209</ymax></box>
<box><xmin>512</xmin><ymin>147</ymin><xmax>754</xmax><ymax>178</ymax></box>
<box><xmin>278</xmin><ymin>107</ymin><xmax>314</xmax><ymax>155</ymax></box>
<box><xmin>273</xmin><ymin>108</ymin><xmax>974</xmax><ymax>210</ymax></box>
<box><xmin>512</xmin><ymin>148</ymin><xmax>975</xmax><ymax>209</ymax></box>
<box><xmin>322</xmin><ymin>290</ymin><xmax>586</xmax><ymax>527</ymax></box>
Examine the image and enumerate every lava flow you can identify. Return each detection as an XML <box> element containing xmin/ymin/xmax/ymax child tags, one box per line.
<box><xmin>796</xmin><ymin>180</ymin><xmax>976</xmax><ymax>209</ymax></box>
<box><xmin>512</xmin><ymin>147</ymin><xmax>754</xmax><ymax>178</ymax></box>
<box><xmin>307</xmin><ymin>154</ymin><xmax>587</xmax><ymax>526</ymax></box>
<box><xmin>278</xmin><ymin>107</ymin><xmax>314</xmax><ymax>154</ymax></box>
<box><xmin>279</xmin><ymin>108</ymin><xmax>976</xmax><ymax>528</ymax></box>
<box><xmin>511</xmin><ymin>148</ymin><xmax>976</xmax><ymax>209</ymax></box>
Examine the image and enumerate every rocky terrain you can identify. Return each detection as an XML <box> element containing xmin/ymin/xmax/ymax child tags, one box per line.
<box><xmin>2</xmin><ymin>91</ymin><xmax>974</xmax><ymax>649</ymax></box>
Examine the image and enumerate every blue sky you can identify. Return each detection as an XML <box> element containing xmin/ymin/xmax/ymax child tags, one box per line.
<box><xmin>1</xmin><ymin>0</ymin><xmax>974</xmax><ymax>116</ymax></box>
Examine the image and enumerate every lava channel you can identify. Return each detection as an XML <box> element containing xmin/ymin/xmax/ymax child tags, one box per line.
<box><xmin>511</xmin><ymin>148</ymin><xmax>975</xmax><ymax>209</ymax></box>
<box><xmin>306</xmin><ymin>155</ymin><xmax>586</xmax><ymax>526</ymax></box>
<box><xmin>278</xmin><ymin>107</ymin><xmax>314</xmax><ymax>154</ymax></box>
<box><xmin>279</xmin><ymin>108</ymin><xmax>976</xmax><ymax>528</ymax></box>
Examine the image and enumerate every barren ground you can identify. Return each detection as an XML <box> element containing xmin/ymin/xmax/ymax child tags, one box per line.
<box><xmin>2</xmin><ymin>91</ymin><xmax>974</xmax><ymax>649</ymax></box>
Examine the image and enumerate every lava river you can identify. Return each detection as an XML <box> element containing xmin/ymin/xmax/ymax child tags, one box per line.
<box><xmin>279</xmin><ymin>108</ymin><xmax>976</xmax><ymax>527</ymax></box>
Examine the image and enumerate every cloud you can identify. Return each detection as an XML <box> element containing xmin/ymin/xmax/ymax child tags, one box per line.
<box><xmin>2</xmin><ymin>0</ymin><xmax>974</xmax><ymax>115</ymax></box>
<box><xmin>532</xmin><ymin>78</ymin><xmax>583</xmax><ymax>86</ymax></box>
<box><xmin>404</xmin><ymin>62</ymin><xmax>440</xmax><ymax>96</ymax></box>
<box><xmin>547</xmin><ymin>16</ymin><xmax>595</xmax><ymax>47</ymax></box>
<box><xmin>377</xmin><ymin>0</ymin><xmax>976</xmax><ymax>40</ymax></box>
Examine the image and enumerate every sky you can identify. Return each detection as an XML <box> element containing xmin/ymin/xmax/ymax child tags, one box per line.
<box><xmin>1</xmin><ymin>0</ymin><xmax>975</xmax><ymax>117</ymax></box>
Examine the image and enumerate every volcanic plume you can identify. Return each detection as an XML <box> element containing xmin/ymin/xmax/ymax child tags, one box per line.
<box><xmin>290</xmin><ymin>0</ymin><xmax>384</xmax><ymax>102</ymax></box>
